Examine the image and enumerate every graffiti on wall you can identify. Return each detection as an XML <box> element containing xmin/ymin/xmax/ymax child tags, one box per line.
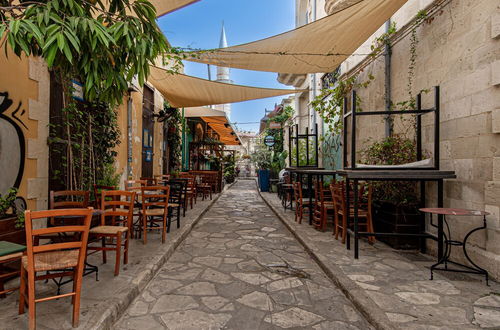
<box><xmin>0</xmin><ymin>92</ymin><xmax>26</xmax><ymax>195</ymax></box>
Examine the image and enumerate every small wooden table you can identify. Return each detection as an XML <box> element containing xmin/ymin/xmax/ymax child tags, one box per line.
<box><xmin>0</xmin><ymin>241</ymin><xmax>26</xmax><ymax>297</ymax></box>
<box><xmin>420</xmin><ymin>208</ymin><xmax>489</xmax><ymax>285</ymax></box>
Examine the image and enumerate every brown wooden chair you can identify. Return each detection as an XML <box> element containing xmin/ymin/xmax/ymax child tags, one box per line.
<box><xmin>330</xmin><ymin>182</ymin><xmax>375</xmax><ymax>244</ymax></box>
<box><xmin>0</xmin><ymin>241</ymin><xmax>26</xmax><ymax>298</ymax></box>
<box><xmin>125</xmin><ymin>180</ymin><xmax>147</xmax><ymax>238</ymax></box>
<box><xmin>292</xmin><ymin>182</ymin><xmax>313</xmax><ymax>224</ymax></box>
<box><xmin>313</xmin><ymin>180</ymin><xmax>335</xmax><ymax>231</ymax></box>
<box><xmin>139</xmin><ymin>186</ymin><xmax>170</xmax><ymax>244</ymax></box>
<box><xmin>19</xmin><ymin>208</ymin><xmax>92</xmax><ymax>330</ymax></box>
<box><xmin>93</xmin><ymin>184</ymin><xmax>116</xmax><ymax>209</ymax></box>
<box><xmin>50</xmin><ymin>190</ymin><xmax>89</xmax><ymax>210</ymax></box>
<box><xmin>180</xmin><ymin>174</ymin><xmax>197</xmax><ymax>209</ymax></box>
<box><xmin>140</xmin><ymin>177</ymin><xmax>157</xmax><ymax>186</ymax></box>
<box><xmin>154</xmin><ymin>174</ymin><xmax>170</xmax><ymax>185</ymax></box>
<box><xmin>88</xmin><ymin>190</ymin><xmax>135</xmax><ymax>276</ymax></box>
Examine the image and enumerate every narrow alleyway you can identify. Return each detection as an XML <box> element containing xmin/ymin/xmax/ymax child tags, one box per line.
<box><xmin>114</xmin><ymin>180</ymin><xmax>372</xmax><ymax>329</ymax></box>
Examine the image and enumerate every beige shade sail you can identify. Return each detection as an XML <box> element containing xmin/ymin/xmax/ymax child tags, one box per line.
<box><xmin>184</xmin><ymin>107</ymin><xmax>240</xmax><ymax>145</ymax></box>
<box><xmin>183</xmin><ymin>0</ymin><xmax>407</xmax><ymax>73</ymax></box>
<box><xmin>149</xmin><ymin>66</ymin><xmax>303</xmax><ymax>108</ymax></box>
<box><xmin>152</xmin><ymin>0</ymin><xmax>200</xmax><ymax>17</ymax></box>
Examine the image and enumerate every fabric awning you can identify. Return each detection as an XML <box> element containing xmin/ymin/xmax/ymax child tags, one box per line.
<box><xmin>152</xmin><ymin>0</ymin><xmax>200</xmax><ymax>17</ymax></box>
<box><xmin>148</xmin><ymin>66</ymin><xmax>303</xmax><ymax>108</ymax></box>
<box><xmin>184</xmin><ymin>107</ymin><xmax>240</xmax><ymax>145</ymax></box>
<box><xmin>183</xmin><ymin>0</ymin><xmax>407</xmax><ymax>73</ymax></box>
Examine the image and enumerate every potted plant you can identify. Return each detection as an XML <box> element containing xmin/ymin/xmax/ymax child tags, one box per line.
<box><xmin>251</xmin><ymin>147</ymin><xmax>272</xmax><ymax>192</ymax></box>
<box><xmin>222</xmin><ymin>155</ymin><xmax>236</xmax><ymax>184</ymax></box>
<box><xmin>0</xmin><ymin>188</ymin><xmax>26</xmax><ymax>245</ymax></box>
<box><xmin>361</xmin><ymin>135</ymin><xmax>422</xmax><ymax>249</ymax></box>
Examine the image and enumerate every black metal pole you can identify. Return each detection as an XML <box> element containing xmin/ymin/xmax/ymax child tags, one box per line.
<box><xmin>295</xmin><ymin>124</ymin><xmax>299</xmax><ymax>167</ymax></box>
<box><xmin>346</xmin><ymin>178</ymin><xmax>351</xmax><ymax>250</ymax></box>
<box><xmin>416</xmin><ymin>93</ymin><xmax>422</xmax><ymax>161</ymax></box>
<box><xmin>288</xmin><ymin>125</ymin><xmax>292</xmax><ymax>166</ymax></box>
<box><xmin>351</xmin><ymin>91</ymin><xmax>357</xmax><ymax>169</ymax></box>
<box><xmin>434</xmin><ymin>86</ymin><xmax>440</xmax><ymax>170</ymax></box>
<box><xmin>437</xmin><ymin>179</ymin><xmax>444</xmax><ymax>260</ymax></box>
<box><xmin>305</xmin><ymin>126</ymin><xmax>309</xmax><ymax>166</ymax></box>
<box><xmin>315</xmin><ymin>123</ymin><xmax>319</xmax><ymax>166</ymax></box>
<box><xmin>343</xmin><ymin>97</ymin><xmax>348</xmax><ymax>168</ymax></box>
<box><xmin>354</xmin><ymin>179</ymin><xmax>359</xmax><ymax>259</ymax></box>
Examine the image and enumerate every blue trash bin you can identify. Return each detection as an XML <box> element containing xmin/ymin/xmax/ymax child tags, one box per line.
<box><xmin>258</xmin><ymin>169</ymin><xmax>270</xmax><ymax>192</ymax></box>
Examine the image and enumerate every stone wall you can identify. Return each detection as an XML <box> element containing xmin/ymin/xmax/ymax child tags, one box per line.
<box><xmin>338</xmin><ymin>0</ymin><xmax>500</xmax><ymax>279</ymax></box>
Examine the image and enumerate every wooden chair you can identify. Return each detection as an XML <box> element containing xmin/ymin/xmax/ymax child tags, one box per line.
<box><xmin>19</xmin><ymin>208</ymin><xmax>92</xmax><ymax>330</ymax></box>
<box><xmin>180</xmin><ymin>174</ymin><xmax>197</xmax><ymax>209</ymax></box>
<box><xmin>0</xmin><ymin>241</ymin><xmax>26</xmax><ymax>298</ymax></box>
<box><xmin>154</xmin><ymin>174</ymin><xmax>170</xmax><ymax>185</ymax></box>
<box><xmin>313</xmin><ymin>180</ymin><xmax>335</xmax><ymax>231</ymax></box>
<box><xmin>330</xmin><ymin>182</ymin><xmax>375</xmax><ymax>244</ymax></box>
<box><xmin>50</xmin><ymin>190</ymin><xmax>89</xmax><ymax>210</ymax></box>
<box><xmin>125</xmin><ymin>180</ymin><xmax>147</xmax><ymax>238</ymax></box>
<box><xmin>139</xmin><ymin>186</ymin><xmax>170</xmax><ymax>244</ymax></box>
<box><xmin>92</xmin><ymin>184</ymin><xmax>116</xmax><ymax>209</ymax></box>
<box><xmin>140</xmin><ymin>177</ymin><xmax>157</xmax><ymax>186</ymax></box>
<box><xmin>292</xmin><ymin>182</ymin><xmax>313</xmax><ymax>224</ymax></box>
<box><xmin>88</xmin><ymin>191</ymin><xmax>135</xmax><ymax>276</ymax></box>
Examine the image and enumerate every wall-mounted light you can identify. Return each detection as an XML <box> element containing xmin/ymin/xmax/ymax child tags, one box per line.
<box><xmin>224</xmin><ymin>123</ymin><xmax>230</xmax><ymax>128</ymax></box>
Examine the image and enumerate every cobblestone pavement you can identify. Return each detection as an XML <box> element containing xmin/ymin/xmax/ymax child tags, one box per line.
<box><xmin>261</xmin><ymin>191</ymin><xmax>500</xmax><ymax>330</ymax></box>
<box><xmin>115</xmin><ymin>180</ymin><xmax>373</xmax><ymax>330</ymax></box>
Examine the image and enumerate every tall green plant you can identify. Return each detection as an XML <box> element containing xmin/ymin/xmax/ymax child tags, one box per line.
<box><xmin>0</xmin><ymin>0</ymin><xmax>182</xmax><ymax>106</ymax></box>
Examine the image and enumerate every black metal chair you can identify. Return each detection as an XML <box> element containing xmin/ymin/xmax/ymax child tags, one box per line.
<box><xmin>165</xmin><ymin>180</ymin><xmax>186</xmax><ymax>232</ymax></box>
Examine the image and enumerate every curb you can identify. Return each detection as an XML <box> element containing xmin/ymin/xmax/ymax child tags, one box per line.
<box><xmin>255</xmin><ymin>182</ymin><xmax>397</xmax><ymax>330</ymax></box>
<box><xmin>89</xmin><ymin>183</ymin><xmax>233</xmax><ymax>330</ymax></box>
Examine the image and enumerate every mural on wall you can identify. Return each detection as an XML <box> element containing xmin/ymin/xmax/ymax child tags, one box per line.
<box><xmin>0</xmin><ymin>92</ymin><xmax>26</xmax><ymax>195</ymax></box>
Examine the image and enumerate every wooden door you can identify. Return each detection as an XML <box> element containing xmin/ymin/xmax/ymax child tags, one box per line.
<box><xmin>141</xmin><ymin>86</ymin><xmax>154</xmax><ymax>178</ymax></box>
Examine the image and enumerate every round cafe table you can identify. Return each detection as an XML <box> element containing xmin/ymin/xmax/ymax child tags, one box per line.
<box><xmin>419</xmin><ymin>208</ymin><xmax>489</xmax><ymax>285</ymax></box>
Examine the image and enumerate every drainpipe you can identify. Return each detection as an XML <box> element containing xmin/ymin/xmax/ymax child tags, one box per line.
<box><xmin>384</xmin><ymin>19</ymin><xmax>393</xmax><ymax>137</ymax></box>
<box><xmin>126</xmin><ymin>87</ymin><xmax>137</xmax><ymax>179</ymax></box>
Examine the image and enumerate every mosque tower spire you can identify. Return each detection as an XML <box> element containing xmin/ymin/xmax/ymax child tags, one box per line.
<box><xmin>215</xmin><ymin>22</ymin><xmax>233</xmax><ymax>118</ymax></box>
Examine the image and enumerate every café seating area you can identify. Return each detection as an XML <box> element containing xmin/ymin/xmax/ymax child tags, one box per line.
<box><xmin>0</xmin><ymin>170</ymin><xmax>221</xmax><ymax>330</ymax></box>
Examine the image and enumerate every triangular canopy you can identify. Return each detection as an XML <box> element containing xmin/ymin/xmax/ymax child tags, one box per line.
<box><xmin>152</xmin><ymin>0</ymin><xmax>200</xmax><ymax>17</ymax></box>
<box><xmin>148</xmin><ymin>66</ymin><xmax>303</xmax><ymax>108</ymax></box>
<box><xmin>183</xmin><ymin>0</ymin><xmax>407</xmax><ymax>73</ymax></box>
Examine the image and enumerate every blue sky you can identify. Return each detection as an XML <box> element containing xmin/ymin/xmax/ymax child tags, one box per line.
<box><xmin>158</xmin><ymin>0</ymin><xmax>295</xmax><ymax>132</ymax></box>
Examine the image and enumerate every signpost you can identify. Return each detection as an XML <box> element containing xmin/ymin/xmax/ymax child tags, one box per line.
<box><xmin>264</xmin><ymin>135</ymin><xmax>275</xmax><ymax>147</ymax></box>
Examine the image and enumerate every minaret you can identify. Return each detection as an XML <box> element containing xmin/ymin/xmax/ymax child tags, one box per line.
<box><xmin>215</xmin><ymin>23</ymin><xmax>233</xmax><ymax>118</ymax></box>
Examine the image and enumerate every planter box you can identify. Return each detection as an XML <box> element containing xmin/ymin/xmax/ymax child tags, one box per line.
<box><xmin>258</xmin><ymin>169</ymin><xmax>270</xmax><ymax>192</ymax></box>
<box><xmin>373</xmin><ymin>202</ymin><xmax>422</xmax><ymax>250</ymax></box>
<box><xmin>0</xmin><ymin>215</ymin><xmax>25</xmax><ymax>245</ymax></box>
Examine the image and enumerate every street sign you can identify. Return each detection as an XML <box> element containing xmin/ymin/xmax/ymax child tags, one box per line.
<box><xmin>269</xmin><ymin>121</ymin><xmax>281</xmax><ymax>129</ymax></box>
<box><xmin>264</xmin><ymin>135</ymin><xmax>275</xmax><ymax>147</ymax></box>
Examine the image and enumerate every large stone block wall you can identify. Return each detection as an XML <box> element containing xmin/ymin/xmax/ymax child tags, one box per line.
<box><xmin>341</xmin><ymin>0</ymin><xmax>500</xmax><ymax>279</ymax></box>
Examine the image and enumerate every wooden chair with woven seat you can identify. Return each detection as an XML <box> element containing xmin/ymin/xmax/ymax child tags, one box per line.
<box><xmin>292</xmin><ymin>181</ymin><xmax>313</xmax><ymax>224</ymax></box>
<box><xmin>0</xmin><ymin>241</ymin><xmax>26</xmax><ymax>298</ymax></box>
<box><xmin>313</xmin><ymin>180</ymin><xmax>335</xmax><ymax>231</ymax></box>
<box><xmin>87</xmin><ymin>190</ymin><xmax>135</xmax><ymax>276</ymax></box>
<box><xmin>139</xmin><ymin>185</ymin><xmax>170</xmax><ymax>244</ymax></box>
<box><xmin>140</xmin><ymin>177</ymin><xmax>157</xmax><ymax>186</ymax></box>
<box><xmin>154</xmin><ymin>174</ymin><xmax>170</xmax><ymax>185</ymax></box>
<box><xmin>19</xmin><ymin>208</ymin><xmax>92</xmax><ymax>330</ymax></box>
<box><xmin>330</xmin><ymin>181</ymin><xmax>375</xmax><ymax>244</ymax></box>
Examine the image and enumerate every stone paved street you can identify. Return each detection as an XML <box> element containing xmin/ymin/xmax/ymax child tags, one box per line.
<box><xmin>115</xmin><ymin>180</ymin><xmax>372</xmax><ymax>329</ymax></box>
